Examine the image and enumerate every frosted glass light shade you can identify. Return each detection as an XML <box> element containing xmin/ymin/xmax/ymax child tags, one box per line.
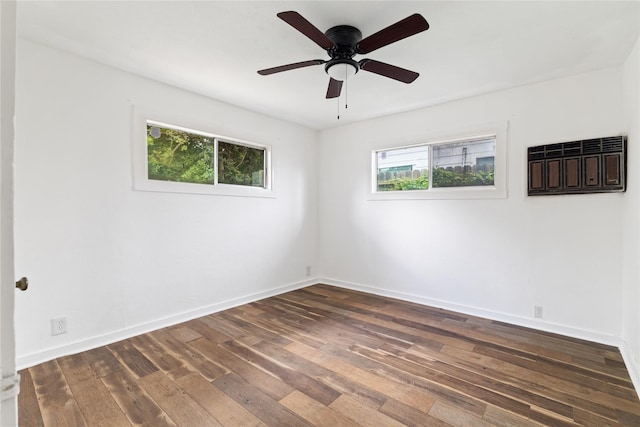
<box><xmin>327</xmin><ymin>62</ymin><xmax>357</xmax><ymax>81</ymax></box>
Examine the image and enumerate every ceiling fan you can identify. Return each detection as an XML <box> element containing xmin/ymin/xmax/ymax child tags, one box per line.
<box><xmin>258</xmin><ymin>11</ymin><xmax>429</xmax><ymax>99</ymax></box>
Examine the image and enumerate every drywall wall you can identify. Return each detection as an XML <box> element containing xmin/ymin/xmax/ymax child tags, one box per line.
<box><xmin>318</xmin><ymin>67</ymin><xmax>627</xmax><ymax>343</ymax></box>
<box><xmin>14</xmin><ymin>39</ymin><xmax>318</xmax><ymax>367</ymax></box>
<box><xmin>622</xmin><ymin>35</ymin><xmax>640</xmax><ymax>388</ymax></box>
<box><xmin>13</xmin><ymin>34</ymin><xmax>638</xmax><ymax>380</ymax></box>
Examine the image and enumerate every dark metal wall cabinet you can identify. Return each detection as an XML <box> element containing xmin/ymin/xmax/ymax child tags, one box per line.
<box><xmin>527</xmin><ymin>136</ymin><xmax>626</xmax><ymax>196</ymax></box>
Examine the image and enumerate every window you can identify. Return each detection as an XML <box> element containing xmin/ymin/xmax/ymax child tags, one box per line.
<box><xmin>376</xmin><ymin>145</ymin><xmax>430</xmax><ymax>191</ymax></box>
<box><xmin>147</xmin><ymin>123</ymin><xmax>215</xmax><ymax>185</ymax></box>
<box><xmin>146</xmin><ymin>121</ymin><xmax>268</xmax><ymax>190</ymax></box>
<box><xmin>432</xmin><ymin>137</ymin><xmax>495</xmax><ymax>188</ymax></box>
<box><xmin>371</xmin><ymin>123</ymin><xmax>506</xmax><ymax>200</ymax></box>
<box><xmin>217</xmin><ymin>140</ymin><xmax>265</xmax><ymax>187</ymax></box>
<box><xmin>133</xmin><ymin>115</ymin><xmax>272</xmax><ymax>197</ymax></box>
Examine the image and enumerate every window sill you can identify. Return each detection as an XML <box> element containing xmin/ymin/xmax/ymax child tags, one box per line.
<box><xmin>133</xmin><ymin>179</ymin><xmax>276</xmax><ymax>198</ymax></box>
<box><xmin>368</xmin><ymin>185</ymin><xmax>507</xmax><ymax>201</ymax></box>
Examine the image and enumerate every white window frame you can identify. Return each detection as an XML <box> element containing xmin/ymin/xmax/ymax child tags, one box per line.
<box><xmin>132</xmin><ymin>106</ymin><xmax>273</xmax><ymax>198</ymax></box>
<box><xmin>369</xmin><ymin>122</ymin><xmax>507</xmax><ymax>200</ymax></box>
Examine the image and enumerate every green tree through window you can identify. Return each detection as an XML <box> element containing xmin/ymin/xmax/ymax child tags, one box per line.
<box><xmin>218</xmin><ymin>141</ymin><xmax>265</xmax><ymax>187</ymax></box>
<box><xmin>147</xmin><ymin>125</ymin><xmax>214</xmax><ymax>184</ymax></box>
<box><xmin>146</xmin><ymin>123</ymin><xmax>267</xmax><ymax>188</ymax></box>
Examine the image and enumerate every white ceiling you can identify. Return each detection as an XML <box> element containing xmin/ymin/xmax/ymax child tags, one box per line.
<box><xmin>17</xmin><ymin>1</ymin><xmax>640</xmax><ymax>130</ymax></box>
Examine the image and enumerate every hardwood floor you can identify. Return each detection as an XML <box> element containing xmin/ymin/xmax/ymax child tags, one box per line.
<box><xmin>18</xmin><ymin>284</ymin><xmax>640</xmax><ymax>426</ymax></box>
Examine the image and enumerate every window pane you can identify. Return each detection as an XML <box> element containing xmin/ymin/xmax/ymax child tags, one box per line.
<box><xmin>147</xmin><ymin>124</ymin><xmax>214</xmax><ymax>184</ymax></box>
<box><xmin>218</xmin><ymin>140</ymin><xmax>265</xmax><ymax>187</ymax></box>
<box><xmin>376</xmin><ymin>145</ymin><xmax>429</xmax><ymax>191</ymax></box>
<box><xmin>432</xmin><ymin>138</ymin><xmax>495</xmax><ymax>188</ymax></box>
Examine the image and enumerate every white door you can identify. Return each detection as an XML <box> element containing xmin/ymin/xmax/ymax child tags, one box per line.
<box><xmin>0</xmin><ymin>1</ymin><xmax>18</xmax><ymax>425</ymax></box>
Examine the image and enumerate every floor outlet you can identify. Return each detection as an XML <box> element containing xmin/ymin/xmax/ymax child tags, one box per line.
<box><xmin>52</xmin><ymin>317</ymin><xmax>67</xmax><ymax>335</ymax></box>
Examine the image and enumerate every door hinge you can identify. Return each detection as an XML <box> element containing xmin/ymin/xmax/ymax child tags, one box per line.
<box><xmin>1</xmin><ymin>374</ymin><xmax>20</xmax><ymax>401</ymax></box>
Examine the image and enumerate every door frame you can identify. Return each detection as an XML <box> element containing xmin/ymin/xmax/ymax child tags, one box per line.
<box><xmin>0</xmin><ymin>1</ymin><xmax>19</xmax><ymax>425</ymax></box>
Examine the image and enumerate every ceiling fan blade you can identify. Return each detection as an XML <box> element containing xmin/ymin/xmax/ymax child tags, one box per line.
<box><xmin>359</xmin><ymin>59</ymin><xmax>419</xmax><ymax>83</ymax></box>
<box><xmin>277</xmin><ymin>11</ymin><xmax>335</xmax><ymax>50</ymax></box>
<box><xmin>258</xmin><ymin>59</ymin><xmax>325</xmax><ymax>76</ymax></box>
<box><xmin>356</xmin><ymin>14</ymin><xmax>429</xmax><ymax>54</ymax></box>
<box><xmin>326</xmin><ymin>78</ymin><xmax>343</xmax><ymax>98</ymax></box>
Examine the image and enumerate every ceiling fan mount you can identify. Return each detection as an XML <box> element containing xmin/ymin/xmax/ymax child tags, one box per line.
<box><xmin>258</xmin><ymin>11</ymin><xmax>429</xmax><ymax>99</ymax></box>
<box><xmin>325</xmin><ymin>25</ymin><xmax>362</xmax><ymax>54</ymax></box>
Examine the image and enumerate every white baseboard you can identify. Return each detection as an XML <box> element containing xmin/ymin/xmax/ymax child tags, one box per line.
<box><xmin>16</xmin><ymin>278</ymin><xmax>317</xmax><ymax>370</ymax></box>
<box><xmin>320</xmin><ymin>277</ymin><xmax>622</xmax><ymax>345</ymax></box>
<box><xmin>619</xmin><ymin>341</ymin><xmax>640</xmax><ymax>396</ymax></box>
<box><xmin>320</xmin><ymin>277</ymin><xmax>640</xmax><ymax>395</ymax></box>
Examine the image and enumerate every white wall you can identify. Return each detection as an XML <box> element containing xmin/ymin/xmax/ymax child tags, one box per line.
<box><xmin>14</xmin><ymin>40</ymin><xmax>318</xmax><ymax>367</ymax></box>
<box><xmin>318</xmin><ymin>67</ymin><xmax>627</xmax><ymax>342</ymax></box>
<box><xmin>622</xmin><ymin>36</ymin><xmax>640</xmax><ymax>388</ymax></box>
<box><xmin>14</xmin><ymin>34</ymin><xmax>639</xmax><ymax>389</ymax></box>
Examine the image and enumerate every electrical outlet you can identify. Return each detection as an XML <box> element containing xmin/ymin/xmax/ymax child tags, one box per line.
<box><xmin>52</xmin><ymin>317</ymin><xmax>67</xmax><ymax>336</ymax></box>
<box><xmin>534</xmin><ymin>306</ymin><xmax>543</xmax><ymax>319</ymax></box>
<box><xmin>305</xmin><ymin>266</ymin><xmax>311</xmax><ymax>276</ymax></box>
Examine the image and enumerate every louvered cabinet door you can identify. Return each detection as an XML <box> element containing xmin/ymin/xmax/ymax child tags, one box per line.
<box><xmin>564</xmin><ymin>157</ymin><xmax>581</xmax><ymax>189</ymax></box>
<box><xmin>546</xmin><ymin>159</ymin><xmax>563</xmax><ymax>190</ymax></box>
<box><xmin>583</xmin><ymin>155</ymin><xmax>600</xmax><ymax>188</ymax></box>
<box><xmin>603</xmin><ymin>153</ymin><xmax>623</xmax><ymax>188</ymax></box>
<box><xmin>528</xmin><ymin>161</ymin><xmax>545</xmax><ymax>192</ymax></box>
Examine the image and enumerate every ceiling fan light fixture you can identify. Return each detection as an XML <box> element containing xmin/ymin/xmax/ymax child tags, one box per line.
<box><xmin>325</xmin><ymin>60</ymin><xmax>358</xmax><ymax>81</ymax></box>
<box><xmin>258</xmin><ymin>11</ymin><xmax>429</xmax><ymax>103</ymax></box>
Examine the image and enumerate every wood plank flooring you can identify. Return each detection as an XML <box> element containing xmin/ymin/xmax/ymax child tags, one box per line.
<box><xmin>18</xmin><ymin>284</ymin><xmax>640</xmax><ymax>426</ymax></box>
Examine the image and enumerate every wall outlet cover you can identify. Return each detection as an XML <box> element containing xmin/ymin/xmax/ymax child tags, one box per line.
<box><xmin>534</xmin><ymin>306</ymin><xmax>543</xmax><ymax>319</ymax></box>
<box><xmin>52</xmin><ymin>317</ymin><xmax>67</xmax><ymax>335</ymax></box>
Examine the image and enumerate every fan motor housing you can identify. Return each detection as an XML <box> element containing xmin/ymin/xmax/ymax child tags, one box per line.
<box><xmin>324</xmin><ymin>25</ymin><xmax>362</xmax><ymax>78</ymax></box>
<box><xmin>325</xmin><ymin>25</ymin><xmax>362</xmax><ymax>58</ymax></box>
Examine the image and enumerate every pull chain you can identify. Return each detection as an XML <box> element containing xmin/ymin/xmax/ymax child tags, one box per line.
<box><xmin>337</xmin><ymin>64</ymin><xmax>351</xmax><ymax>120</ymax></box>
<box><xmin>345</xmin><ymin>66</ymin><xmax>349</xmax><ymax>110</ymax></box>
